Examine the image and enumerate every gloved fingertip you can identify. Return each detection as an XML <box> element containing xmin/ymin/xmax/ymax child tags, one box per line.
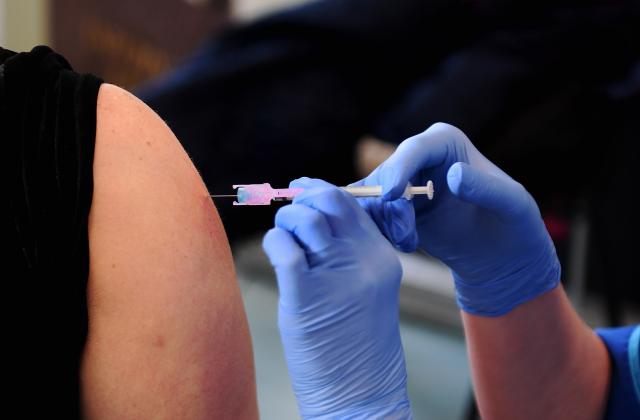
<box><xmin>446</xmin><ymin>162</ymin><xmax>465</xmax><ymax>196</ymax></box>
<box><xmin>293</xmin><ymin>178</ymin><xmax>336</xmax><ymax>192</ymax></box>
<box><xmin>386</xmin><ymin>199</ymin><xmax>418</xmax><ymax>251</ymax></box>
<box><xmin>262</xmin><ymin>227</ymin><xmax>285</xmax><ymax>262</ymax></box>
<box><xmin>289</xmin><ymin>177</ymin><xmax>311</xmax><ymax>188</ymax></box>
<box><xmin>390</xmin><ymin>219</ymin><xmax>418</xmax><ymax>252</ymax></box>
<box><xmin>395</xmin><ymin>231</ymin><xmax>419</xmax><ymax>253</ymax></box>
<box><xmin>274</xmin><ymin>204</ymin><xmax>294</xmax><ymax>229</ymax></box>
<box><xmin>262</xmin><ymin>227</ymin><xmax>307</xmax><ymax>270</ymax></box>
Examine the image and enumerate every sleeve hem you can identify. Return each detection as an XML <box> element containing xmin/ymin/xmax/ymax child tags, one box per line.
<box><xmin>629</xmin><ymin>326</ymin><xmax>640</xmax><ymax>403</ymax></box>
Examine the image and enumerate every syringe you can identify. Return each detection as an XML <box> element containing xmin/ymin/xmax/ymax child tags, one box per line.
<box><xmin>210</xmin><ymin>182</ymin><xmax>434</xmax><ymax>206</ymax></box>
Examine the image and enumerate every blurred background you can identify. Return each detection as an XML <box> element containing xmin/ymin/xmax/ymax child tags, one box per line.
<box><xmin>2</xmin><ymin>1</ymin><xmax>639</xmax><ymax>419</ymax></box>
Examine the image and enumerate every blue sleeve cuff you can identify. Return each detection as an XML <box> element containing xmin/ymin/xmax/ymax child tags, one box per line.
<box><xmin>630</xmin><ymin>327</ymin><xmax>640</xmax><ymax>402</ymax></box>
<box><xmin>596</xmin><ymin>325</ymin><xmax>640</xmax><ymax>420</ymax></box>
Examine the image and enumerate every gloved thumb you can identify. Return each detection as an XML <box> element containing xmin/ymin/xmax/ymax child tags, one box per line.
<box><xmin>262</xmin><ymin>228</ymin><xmax>309</xmax><ymax>309</ymax></box>
<box><xmin>350</xmin><ymin>178</ymin><xmax>418</xmax><ymax>252</ymax></box>
<box><xmin>447</xmin><ymin>162</ymin><xmax>532</xmax><ymax>223</ymax></box>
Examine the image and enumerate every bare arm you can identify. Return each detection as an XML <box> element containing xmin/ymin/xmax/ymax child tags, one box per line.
<box><xmin>463</xmin><ymin>285</ymin><xmax>610</xmax><ymax>420</ymax></box>
<box><xmin>81</xmin><ymin>84</ymin><xmax>258</xmax><ymax>419</ymax></box>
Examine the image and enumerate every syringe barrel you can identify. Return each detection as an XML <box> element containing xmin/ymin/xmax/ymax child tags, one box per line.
<box><xmin>340</xmin><ymin>185</ymin><xmax>383</xmax><ymax>197</ymax></box>
<box><xmin>341</xmin><ymin>182</ymin><xmax>433</xmax><ymax>200</ymax></box>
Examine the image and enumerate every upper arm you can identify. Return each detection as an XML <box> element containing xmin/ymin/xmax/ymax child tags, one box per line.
<box><xmin>81</xmin><ymin>84</ymin><xmax>257</xmax><ymax>419</ymax></box>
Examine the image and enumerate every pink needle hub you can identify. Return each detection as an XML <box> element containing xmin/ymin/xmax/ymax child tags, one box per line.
<box><xmin>233</xmin><ymin>183</ymin><xmax>305</xmax><ymax>205</ymax></box>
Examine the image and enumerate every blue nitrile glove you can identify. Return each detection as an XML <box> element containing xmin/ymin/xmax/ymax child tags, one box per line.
<box><xmin>262</xmin><ymin>178</ymin><xmax>412</xmax><ymax>419</ymax></box>
<box><xmin>354</xmin><ymin>123</ymin><xmax>561</xmax><ymax>316</ymax></box>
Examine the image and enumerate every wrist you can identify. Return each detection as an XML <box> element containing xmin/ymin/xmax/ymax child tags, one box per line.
<box><xmin>303</xmin><ymin>388</ymin><xmax>412</xmax><ymax>420</ymax></box>
<box><xmin>454</xmin><ymin>241</ymin><xmax>561</xmax><ymax>317</ymax></box>
<box><xmin>290</xmin><ymin>338</ymin><xmax>411</xmax><ymax>419</ymax></box>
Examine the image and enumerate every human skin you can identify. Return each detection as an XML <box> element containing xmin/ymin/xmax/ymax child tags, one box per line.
<box><xmin>81</xmin><ymin>84</ymin><xmax>258</xmax><ymax>419</ymax></box>
<box><xmin>462</xmin><ymin>285</ymin><xmax>610</xmax><ymax>420</ymax></box>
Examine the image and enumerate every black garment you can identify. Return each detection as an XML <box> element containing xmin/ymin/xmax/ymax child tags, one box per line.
<box><xmin>2</xmin><ymin>46</ymin><xmax>103</xmax><ymax>417</ymax></box>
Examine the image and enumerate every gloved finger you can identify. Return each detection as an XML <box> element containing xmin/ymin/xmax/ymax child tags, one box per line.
<box><xmin>447</xmin><ymin>162</ymin><xmax>533</xmax><ymax>223</ymax></box>
<box><xmin>263</xmin><ymin>227</ymin><xmax>309</xmax><ymax>270</ymax></box>
<box><xmin>262</xmin><ymin>227</ymin><xmax>310</xmax><ymax>308</ymax></box>
<box><xmin>355</xmin><ymin>195</ymin><xmax>418</xmax><ymax>252</ymax></box>
<box><xmin>350</xmin><ymin>176</ymin><xmax>418</xmax><ymax>252</ymax></box>
<box><xmin>275</xmin><ymin>204</ymin><xmax>333</xmax><ymax>253</ymax></box>
<box><xmin>290</xmin><ymin>178</ymin><xmax>362</xmax><ymax>237</ymax></box>
<box><xmin>289</xmin><ymin>176</ymin><xmax>333</xmax><ymax>188</ymax></box>
<box><xmin>294</xmin><ymin>177</ymin><xmax>382</xmax><ymax>220</ymax></box>
<box><xmin>379</xmin><ymin>198</ymin><xmax>418</xmax><ymax>252</ymax></box>
<box><xmin>376</xmin><ymin>123</ymin><xmax>463</xmax><ymax>200</ymax></box>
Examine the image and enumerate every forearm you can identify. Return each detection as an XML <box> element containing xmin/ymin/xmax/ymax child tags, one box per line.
<box><xmin>462</xmin><ymin>285</ymin><xmax>610</xmax><ymax>420</ymax></box>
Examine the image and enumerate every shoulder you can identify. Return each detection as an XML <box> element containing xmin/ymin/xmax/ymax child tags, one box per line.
<box><xmin>92</xmin><ymin>83</ymin><xmax>230</xmax><ymax>279</ymax></box>
<box><xmin>95</xmin><ymin>83</ymin><xmax>199</xmax><ymax>187</ymax></box>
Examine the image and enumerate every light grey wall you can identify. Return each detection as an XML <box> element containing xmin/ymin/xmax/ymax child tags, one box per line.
<box><xmin>0</xmin><ymin>0</ymin><xmax>50</xmax><ymax>51</ymax></box>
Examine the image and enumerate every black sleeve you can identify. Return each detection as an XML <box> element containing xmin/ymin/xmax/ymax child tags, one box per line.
<box><xmin>1</xmin><ymin>45</ymin><xmax>102</xmax><ymax>418</ymax></box>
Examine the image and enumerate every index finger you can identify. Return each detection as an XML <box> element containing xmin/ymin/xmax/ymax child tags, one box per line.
<box><xmin>377</xmin><ymin>123</ymin><xmax>465</xmax><ymax>200</ymax></box>
<box><xmin>291</xmin><ymin>178</ymin><xmax>366</xmax><ymax>237</ymax></box>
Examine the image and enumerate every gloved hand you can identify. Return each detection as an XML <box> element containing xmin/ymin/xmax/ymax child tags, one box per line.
<box><xmin>354</xmin><ymin>123</ymin><xmax>561</xmax><ymax>316</ymax></box>
<box><xmin>262</xmin><ymin>178</ymin><xmax>412</xmax><ymax>419</ymax></box>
